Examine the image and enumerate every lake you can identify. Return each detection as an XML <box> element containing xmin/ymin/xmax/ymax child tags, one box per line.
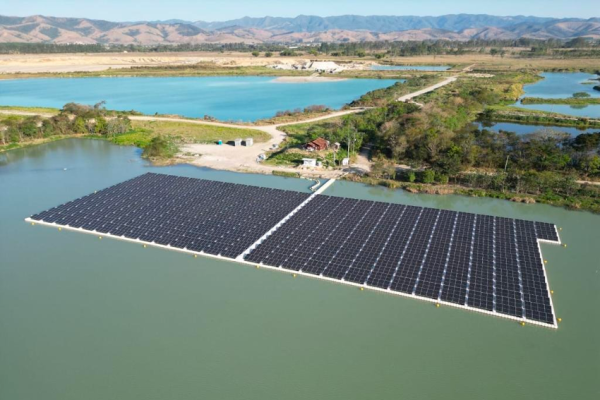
<box><xmin>372</xmin><ymin>65</ymin><xmax>450</xmax><ymax>71</ymax></box>
<box><xmin>1</xmin><ymin>139</ymin><xmax>598</xmax><ymax>400</ymax></box>
<box><xmin>517</xmin><ymin>72</ymin><xmax>600</xmax><ymax>118</ymax></box>
<box><xmin>0</xmin><ymin>76</ymin><xmax>398</xmax><ymax>121</ymax></box>
<box><xmin>476</xmin><ymin>121</ymin><xmax>599</xmax><ymax>136</ymax></box>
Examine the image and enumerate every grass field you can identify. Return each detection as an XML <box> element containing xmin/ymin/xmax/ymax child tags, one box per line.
<box><xmin>129</xmin><ymin>120</ymin><xmax>270</xmax><ymax>144</ymax></box>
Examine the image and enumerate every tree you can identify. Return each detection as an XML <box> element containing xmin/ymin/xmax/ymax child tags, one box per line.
<box><xmin>265</xmin><ymin>52</ymin><xmax>273</xmax><ymax>57</ymax></box>
<box><xmin>94</xmin><ymin>116</ymin><xmax>108</xmax><ymax>135</ymax></box>
<box><xmin>251</xmin><ymin>51</ymin><xmax>260</xmax><ymax>57</ymax></box>
<box><xmin>72</xmin><ymin>117</ymin><xmax>86</xmax><ymax>133</ymax></box>
<box><xmin>421</xmin><ymin>169</ymin><xmax>435</xmax><ymax>184</ymax></box>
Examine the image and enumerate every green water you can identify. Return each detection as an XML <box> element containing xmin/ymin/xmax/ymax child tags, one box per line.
<box><xmin>1</xmin><ymin>139</ymin><xmax>598</xmax><ymax>400</ymax></box>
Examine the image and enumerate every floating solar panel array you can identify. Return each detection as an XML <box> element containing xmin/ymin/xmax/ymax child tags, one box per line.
<box><xmin>26</xmin><ymin>172</ymin><xmax>561</xmax><ymax>328</ymax></box>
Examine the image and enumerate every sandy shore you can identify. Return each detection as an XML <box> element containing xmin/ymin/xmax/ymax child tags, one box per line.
<box><xmin>272</xmin><ymin>76</ymin><xmax>348</xmax><ymax>83</ymax></box>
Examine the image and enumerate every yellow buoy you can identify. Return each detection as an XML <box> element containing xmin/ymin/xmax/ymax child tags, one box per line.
<box><xmin>360</xmin><ymin>287</ymin><xmax>364</xmax><ymax>291</ymax></box>
<box><xmin>143</xmin><ymin>244</ymin><xmax>147</xmax><ymax>248</ymax></box>
<box><xmin>256</xmin><ymin>265</ymin><xmax>260</xmax><ymax>269</ymax></box>
<box><xmin>436</xmin><ymin>303</ymin><xmax>440</xmax><ymax>308</ymax></box>
<box><xmin>58</xmin><ymin>227</ymin><xmax>62</xmax><ymax>231</ymax></box>
<box><xmin>544</xmin><ymin>260</ymin><xmax>548</xmax><ymax>264</ymax></box>
<box><xmin>550</xmin><ymin>290</ymin><xmax>554</xmax><ymax>294</ymax></box>
<box><xmin>31</xmin><ymin>222</ymin><xmax>35</xmax><ymax>226</ymax></box>
<box><xmin>293</xmin><ymin>274</ymin><xmax>297</xmax><ymax>278</ymax></box>
<box><xmin>563</xmin><ymin>244</ymin><xmax>567</xmax><ymax>248</ymax></box>
<box><xmin>98</xmin><ymin>236</ymin><xmax>102</xmax><ymax>240</ymax></box>
<box><xmin>194</xmin><ymin>255</ymin><xmax>197</xmax><ymax>258</ymax></box>
<box><xmin>559</xmin><ymin>227</ymin><xmax>562</xmax><ymax>231</ymax></box>
<box><xmin>520</xmin><ymin>321</ymin><xmax>526</xmax><ymax>327</ymax></box>
<box><xmin>557</xmin><ymin>317</ymin><xmax>562</xmax><ymax>323</ymax></box>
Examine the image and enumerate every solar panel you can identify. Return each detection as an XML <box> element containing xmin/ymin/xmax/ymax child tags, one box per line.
<box><xmin>27</xmin><ymin>173</ymin><xmax>561</xmax><ymax>328</ymax></box>
<box><xmin>246</xmin><ymin>196</ymin><xmax>561</xmax><ymax>328</ymax></box>
<box><xmin>29</xmin><ymin>173</ymin><xmax>310</xmax><ymax>258</ymax></box>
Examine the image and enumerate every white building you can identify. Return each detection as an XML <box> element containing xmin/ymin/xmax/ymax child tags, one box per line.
<box><xmin>302</xmin><ymin>158</ymin><xmax>317</xmax><ymax>167</ymax></box>
<box><xmin>245</xmin><ymin>138</ymin><xmax>254</xmax><ymax>146</ymax></box>
<box><xmin>234</xmin><ymin>138</ymin><xmax>242</xmax><ymax>147</ymax></box>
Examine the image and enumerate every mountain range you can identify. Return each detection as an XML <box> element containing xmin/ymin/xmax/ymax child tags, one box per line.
<box><xmin>1</xmin><ymin>14</ymin><xmax>599</xmax><ymax>45</ymax></box>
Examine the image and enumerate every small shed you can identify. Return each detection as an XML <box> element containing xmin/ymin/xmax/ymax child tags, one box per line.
<box><xmin>302</xmin><ymin>158</ymin><xmax>317</xmax><ymax>167</ymax></box>
<box><xmin>342</xmin><ymin>158</ymin><xmax>350</xmax><ymax>166</ymax></box>
<box><xmin>306</xmin><ymin>138</ymin><xmax>329</xmax><ymax>152</ymax></box>
<box><xmin>234</xmin><ymin>138</ymin><xmax>242</xmax><ymax>147</ymax></box>
<box><xmin>245</xmin><ymin>138</ymin><xmax>254</xmax><ymax>146</ymax></box>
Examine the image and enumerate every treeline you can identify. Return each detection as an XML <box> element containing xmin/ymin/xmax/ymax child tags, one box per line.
<box><xmin>0</xmin><ymin>102</ymin><xmax>131</xmax><ymax>146</ymax></box>
<box><xmin>2</xmin><ymin>37</ymin><xmax>598</xmax><ymax>56</ymax></box>
<box><xmin>0</xmin><ymin>42</ymin><xmax>292</xmax><ymax>55</ymax></box>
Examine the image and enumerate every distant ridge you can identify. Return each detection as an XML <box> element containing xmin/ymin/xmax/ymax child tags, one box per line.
<box><xmin>0</xmin><ymin>14</ymin><xmax>598</xmax><ymax>44</ymax></box>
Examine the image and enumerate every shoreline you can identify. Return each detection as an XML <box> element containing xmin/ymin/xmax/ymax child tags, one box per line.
<box><xmin>272</xmin><ymin>76</ymin><xmax>348</xmax><ymax>83</ymax></box>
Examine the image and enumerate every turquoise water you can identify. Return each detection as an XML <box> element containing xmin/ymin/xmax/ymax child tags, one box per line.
<box><xmin>372</xmin><ymin>65</ymin><xmax>450</xmax><ymax>71</ymax></box>
<box><xmin>518</xmin><ymin>72</ymin><xmax>600</xmax><ymax>118</ymax></box>
<box><xmin>476</xmin><ymin>121</ymin><xmax>598</xmax><ymax>136</ymax></box>
<box><xmin>0</xmin><ymin>76</ymin><xmax>397</xmax><ymax>121</ymax></box>
<box><xmin>1</xmin><ymin>139</ymin><xmax>598</xmax><ymax>400</ymax></box>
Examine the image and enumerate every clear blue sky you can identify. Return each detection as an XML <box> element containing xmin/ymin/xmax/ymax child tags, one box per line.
<box><xmin>1</xmin><ymin>0</ymin><xmax>597</xmax><ymax>21</ymax></box>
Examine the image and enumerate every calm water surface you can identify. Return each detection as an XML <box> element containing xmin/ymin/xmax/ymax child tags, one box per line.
<box><xmin>372</xmin><ymin>65</ymin><xmax>450</xmax><ymax>71</ymax></box>
<box><xmin>517</xmin><ymin>72</ymin><xmax>600</xmax><ymax>118</ymax></box>
<box><xmin>0</xmin><ymin>76</ymin><xmax>397</xmax><ymax>121</ymax></box>
<box><xmin>476</xmin><ymin>121</ymin><xmax>599</xmax><ymax>136</ymax></box>
<box><xmin>1</xmin><ymin>139</ymin><xmax>598</xmax><ymax>400</ymax></box>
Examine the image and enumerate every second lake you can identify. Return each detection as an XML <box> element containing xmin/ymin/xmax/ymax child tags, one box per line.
<box><xmin>0</xmin><ymin>76</ymin><xmax>399</xmax><ymax>122</ymax></box>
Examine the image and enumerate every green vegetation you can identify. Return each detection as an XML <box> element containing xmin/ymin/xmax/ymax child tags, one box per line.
<box><xmin>520</xmin><ymin>97</ymin><xmax>600</xmax><ymax>105</ymax></box>
<box><xmin>281</xmin><ymin>71</ymin><xmax>600</xmax><ymax>212</ymax></box>
<box><xmin>484</xmin><ymin>106</ymin><xmax>600</xmax><ymax>128</ymax></box>
<box><xmin>0</xmin><ymin>102</ymin><xmax>131</xmax><ymax>152</ymax></box>
<box><xmin>0</xmin><ymin>102</ymin><xmax>269</xmax><ymax>154</ymax></box>
<box><xmin>1</xmin><ymin>38</ymin><xmax>598</xmax><ymax>59</ymax></box>
<box><xmin>142</xmin><ymin>136</ymin><xmax>178</xmax><ymax>159</ymax></box>
<box><xmin>129</xmin><ymin>120</ymin><xmax>269</xmax><ymax>144</ymax></box>
<box><xmin>272</xmin><ymin>170</ymin><xmax>301</xmax><ymax>178</ymax></box>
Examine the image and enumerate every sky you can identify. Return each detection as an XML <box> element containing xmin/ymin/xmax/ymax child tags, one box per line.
<box><xmin>1</xmin><ymin>0</ymin><xmax>597</xmax><ymax>22</ymax></box>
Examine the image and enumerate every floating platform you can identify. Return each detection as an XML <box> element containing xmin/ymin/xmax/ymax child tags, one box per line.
<box><xmin>26</xmin><ymin>173</ymin><xmax>561</xmax><ymax>328</ymax></box>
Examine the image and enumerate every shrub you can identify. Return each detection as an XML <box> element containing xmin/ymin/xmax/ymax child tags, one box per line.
<box><xmin>421</xmin><ymin>169</ymin><xmax>435</xmax><ymax>184</ymax></box>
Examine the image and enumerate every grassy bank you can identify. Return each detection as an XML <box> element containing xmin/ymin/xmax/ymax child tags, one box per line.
<box><xmin>486</xmin><ymin>105</ymin><xmax>600</xmax><ymax>128</ymax></box>
<box><xmin>521</xmin><ymin>97</ymin><xmax>600</xmax><ymax>105</ymax></box>
<box><xmin>128</xmin><ymin>120</ymin><xmax>269</xmax><ymax>144</ymax></box>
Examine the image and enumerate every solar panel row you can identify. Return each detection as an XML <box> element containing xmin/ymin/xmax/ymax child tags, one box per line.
<box><xmin>246</xmin><ymin>196</ymin><xmax>558</xmax><ymax>326</ymax></box>
<box><xmin>28</xmin><ymin>173</ymin><xmax>560</xmax><ymax>327</ymax></box>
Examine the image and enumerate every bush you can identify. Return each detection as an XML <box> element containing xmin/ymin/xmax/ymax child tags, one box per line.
<box><xmin>573</xmin><ymin>92</ymin><xmax>591</xmax><ymax>98</ymax></box>
<box><xmin>252</xmin><ymin>51</ymin><xmax>260</xmax><ymax>57</ymax></box>
<box><xmin>142</xmin><ymin>136</ymin><xmax>177</xmax><ymax>159</ymax></box>
<box><xmin>265</xmin><ymin>52</ymin><xmax>273</xmax><ymax>57</ymax></box>
<box><xmin>421</xmin><ymin>169</ymin><xmax>435</xmax><ymax>184</ymax></box>
<box><xmin>407</xmin><ymin>171</ymin><xmax>416</xmax><ymax>182</ymax></box>
<box><xmin>436</xmin><ymin>174</ymin><xmax>449</xmax><ymax>184</ymax></box>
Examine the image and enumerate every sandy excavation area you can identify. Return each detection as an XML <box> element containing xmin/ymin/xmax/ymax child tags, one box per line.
<box><xmin>0</xmin><ymin>52</ymin><xmax>365</xmax><ymax>74</ymax></box>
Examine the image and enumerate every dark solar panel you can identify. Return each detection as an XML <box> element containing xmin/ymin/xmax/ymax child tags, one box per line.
<box><xmin>29</xmin><ymin>173</ymin><xmax>310</xmax><ymax>258</ymax></box>
<box><xmin>247</xmin><ymin>196</ymin><xmax>561</xmax><ymax>327</ymax></box>
<box><xmin>27</xmin><ymin>172</ymin><xmax>561</xmax><ymax>328</ymax></box>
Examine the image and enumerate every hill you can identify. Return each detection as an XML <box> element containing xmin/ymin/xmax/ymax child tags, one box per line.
<box><xmin>0</xmin><ymin>14</ymin><xmax>599</xmax><ymax>44</ymax></box>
